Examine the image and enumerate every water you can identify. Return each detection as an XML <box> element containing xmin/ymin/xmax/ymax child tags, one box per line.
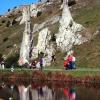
<box><xmin>0</xmin><ymin>80</ymin><xmax>100</xmax><ymax>100</ymax></box>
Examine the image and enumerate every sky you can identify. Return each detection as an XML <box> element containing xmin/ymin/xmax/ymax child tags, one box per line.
<box><xmin>0</xmin><ymin>0</ymin><xmax>38</xmax><ymax>15</ymax></box>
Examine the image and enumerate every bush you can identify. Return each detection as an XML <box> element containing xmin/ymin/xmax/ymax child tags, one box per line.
<box><xmin>5</xmin><ymin>53</ymin><xmax>19</xmax><ymax>68</ymax></box>
<box><xmin>6</xmin><ymin>20</ymin><xmax>10</xmax><ymax>27</ymax></box>
<box><xmin>3</xmin><ymin>37</ymin><xmax>9</xmax><ymax>42</ymax></box>
<box><xmin>8</xmin><ymin>9</ymin><xmax>10</xmax><ymax>12</ymax></box>
<box><xmin>51</xmin><ymin>34</ymin><xmax>56</xmax><ymax>42</ymax></box>
<box><xmin>12</xmin><ymin>19</ymin><xmax>17</xmax><ymax>25</ymax></box>
<box><xmin>2</xmin><ymin>20</ymin><xmax>6</xmax><ymax>23</ymax></box>
<box><xmin>37</xmin><ymin>11</ymin><xmax>42</xmax><ymax>17</ymax></box>
<box><xmin>6</xmin><ymin>45</ymin><xmax>13</xmax><ymax>48</ymax></box>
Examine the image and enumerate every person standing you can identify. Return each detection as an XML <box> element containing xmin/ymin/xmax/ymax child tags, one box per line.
<box><xmin>40</xmin><ymin>57</ymin><xmax>43</xmax><ymax>70</ymax></box>
<box><xmin>72</xmin><ymin>55</ymin><xmax>76</xmax><ymax>69</ymax></box>
<box><xmin>0</xmin><ymin>54</ymin><xmax>5</xmax><ymax>69</ymax></box>
<box><xmin>67</xmin><ymin>55</ymin><xmax>73</xmax><ymax>69</ymax></box>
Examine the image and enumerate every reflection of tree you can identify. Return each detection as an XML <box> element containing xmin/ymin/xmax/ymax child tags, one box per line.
<box><xmin>2</xmin><ymin>81</ymin><xmax>100</xmax><ymax>100</ymax></box>
<box><xmin>0</xmin><ymin>84</ymin><xmax>19</xmax><ymax>100</ymax></box>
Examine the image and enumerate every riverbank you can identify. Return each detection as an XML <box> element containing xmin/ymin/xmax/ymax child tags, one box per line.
<box><xmin>0</xmin><ymin>68</ymin><xmax>100</xmax><ymax>76</ymax></box>
<box><xmin>0</xmin><ymin>68</ymin><xmax>100</xmax><ymax>84</ymax></box>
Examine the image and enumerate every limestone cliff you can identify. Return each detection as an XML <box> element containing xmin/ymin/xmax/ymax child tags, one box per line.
<box><xmin>18</xmin><ymin>0</ymin><xmax>95</xmax><ymax>66</ymax></box>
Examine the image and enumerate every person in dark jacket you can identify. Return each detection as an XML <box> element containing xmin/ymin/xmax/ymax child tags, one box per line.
<box><xmin>39</xmin><ymin>57</ymin><xmax>43</xmax><ymax>70</ymax></box>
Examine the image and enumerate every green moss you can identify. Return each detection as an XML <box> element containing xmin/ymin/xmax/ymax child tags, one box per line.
<box><xmin>5</xmin><ymin>53</ymin><xmax>19</xmax><ymax>68</ymax></box>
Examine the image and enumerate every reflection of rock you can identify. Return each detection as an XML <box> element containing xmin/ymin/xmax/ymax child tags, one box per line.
<box><xmin>56</xmin><ymin>0</ymin><xmax>87</xmax><ymax>51</ymax></box>
<box><xmin>18</xmin><ymin>85</ymin><xmax>30</xmax><ymax>100</ymax></box>
<box><xmin>31</xmin><ymin>86</ymin><xmax>53</xmax><ymax>100</ymax></box>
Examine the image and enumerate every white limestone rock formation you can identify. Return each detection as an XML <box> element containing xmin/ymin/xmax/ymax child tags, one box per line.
<box><xmin>32</xmin><ymin>28</ymin><xmax>55</xmax><ymax>66</ymax></box>
<box><xmin>30</xmin><ymin>4</ymin><xmax>41</xmax><ymax>18</ymax></box>
<box><xmin>56</xmin><ymin>0</ymin><xmax>87</xmax><ymax>51</ymax></box>
<box><xmin>36</xmin><ymin>28</ymin><xmax>51</xmax><ymax>52</ymax></box>
<box><xmin>16</xmin><ymin>4</ymin><xmax>41</xmax><ymax>22</ymax></box>
<box><xmin>18</xmin><ymin>6</ymin><xmax>33</xmax><ymax>66</ymax></box>
<box><xmin>18</xmin><ymin>4</ymin><xmax>41</xmax><ymax>66</ymax></box>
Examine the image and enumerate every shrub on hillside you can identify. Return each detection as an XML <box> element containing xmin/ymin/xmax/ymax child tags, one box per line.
<box><xmin>5</xmin><ymin>53</ymin><xmax>19</xmax><ymax>68</ymax></box>
<box><xmin>8</xmin><ymin>8</ymin><xmax>10</xmax><ymax>12</ymax></box>
<box><xmin>11</xmin><ymin>19</ymin><xmax>17</xmax><ymax>25</ymax></box>
<box><xmin>3</xmin><ymin>37</ymin><xmax>9</xmax><ymax>42</ymax></box>
<box><xmin>6</xmin><ymin>45</ymin><xmax>13</xmax><ymax>48</ymax></box>
<box><xmin>2</xmin><ymin>20</ymin><xmax>6</xmax><ymax>23</ymax></box>
<box><xmin>6</xmin><ymin>20</ymin><xmax>10</xmax><ymax>27</ymax></box>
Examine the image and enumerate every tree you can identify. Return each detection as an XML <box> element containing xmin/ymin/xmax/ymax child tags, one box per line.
<box><xmin>8</xmin><ymin>8</ymin><xmax>10</xmax><ymax>12</ymax></box>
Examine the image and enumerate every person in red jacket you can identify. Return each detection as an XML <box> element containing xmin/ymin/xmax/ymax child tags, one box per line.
<box><xmin>64</xmin><ymin>59</ymin><xmax>69</xmax><ymax>70</ymax></box>
<box><xmin>67</xmin><ymin>55</ymin><xmax>73</xmax><ymax>69</ymax></box>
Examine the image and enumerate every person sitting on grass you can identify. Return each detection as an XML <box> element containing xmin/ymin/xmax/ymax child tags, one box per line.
<box><xmin>64</xmin><ymin>59</ymin><xmax>69</xmax><ymax>70</ymax></box>
<box><xmin>31</xmin><ymin>60</ymin><xmax>37</xmax><ymax>69</ymax></box>
<box><xmin>64</xmin><ymin>54</ymin><xmax>76</xmax><ymax>70</ymax></box>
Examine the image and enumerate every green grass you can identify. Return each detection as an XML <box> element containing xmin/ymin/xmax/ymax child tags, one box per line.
<box><xmin>74</xmin><ymin>5</ymin><xmax>100</xmax><ymax>28</ymax></box>
<box><xmin>0</xmin><ymin>68</ymin><xmax>100</xmax><ymax>77</ymax></box>
<box><xmin>74</xmin><ymin>32</ymin><xmax>100</xmax><ymax>68</ymax></box>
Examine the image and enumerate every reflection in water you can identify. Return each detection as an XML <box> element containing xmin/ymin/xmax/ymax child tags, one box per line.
<box><xmin>18</xmin><ymin>85</ymin><xmax>30</xmax><ymax>100</ymax></box>
<box><xmin>0</xmin><ymin>83</ymin><xmax>19</xmax><ymax>100</ymax></box>
<box><xmin>0</xmin><ymin>82</ymin><xmax>76</xmax><ymax>100</ymax></box>
<box><xmin>31</xmin><ymin>86</ymin><xmax>53</xmax><ymax>100</ymax></box>
<box><xmin>64</xmin><ymin>88</ymin><xmax>76</xmax><ymax>100</ymax></box>
<box><xmin>1</xmin><ymin>81</ymin><xmax>100</xmax><ymax>100</ymax></box>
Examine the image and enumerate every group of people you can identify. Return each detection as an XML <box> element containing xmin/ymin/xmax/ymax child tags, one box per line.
<box><xmin>30</xmin><ymin>55</ymin><xmax>56</xmax><ymax>70</ymax></box>
<box><xmin>30</xmin><ymin>57</ymin><xmax>45</xmax><ymax>70</ymax></box>
<box><xmin>64</xmin><ymin>54</ymin><xmax>76</xmax><ymax>70</ymax></box>
<box><xmin>0</xmin><ymin>52</ymin><xmax>76</xmax><ymax>70</ymax></box>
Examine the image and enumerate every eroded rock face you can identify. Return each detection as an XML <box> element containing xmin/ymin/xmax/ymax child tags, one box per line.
<box><xmin>36</xmin><ymin>28</ymin><xmax>51</xmax><ymax>53</ymax></box>
<box><xmin>30</xmin><ymin>4</ymin><xmax>41</xmax><ymax>18</ymax></box>
<box><xmin>18</xmin><ymin>4</ymin><xmax>41</xmax><ymax>65</ymax></box>
<box><xmin>32</xmin><ymin>28</ymin><xmax>55</xmax><ymax>66</ymax></box>
<box><xmin>18</xmin><ymin>6</ymin><xmax>33</xmax><ymax>65</ymax></box>
<box><xmin>56</xmin><ymin>0</ymin><xmax>87</xmax><ymax>51</ymax></box>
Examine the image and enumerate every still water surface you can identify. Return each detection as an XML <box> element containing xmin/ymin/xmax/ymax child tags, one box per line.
<box><xmin>0</xmin><ymin>80</ymin><xmax>100</xmax><ymax>100</ymax></box>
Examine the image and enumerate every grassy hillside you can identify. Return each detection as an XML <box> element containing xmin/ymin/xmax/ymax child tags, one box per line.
<box><xmin>0</xmin><ymin>16</ymin><xmax>23</xmax><ymax>56</ymax></box>
<box><xmin>0</xmin><ymin>0</ymin><xmax>100</xmax><ymax>68</ymax></box>
<box><xmin>73</xmin><ymin>2</ymin><xmax>100</xmax><ymax>68</ymax></box>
